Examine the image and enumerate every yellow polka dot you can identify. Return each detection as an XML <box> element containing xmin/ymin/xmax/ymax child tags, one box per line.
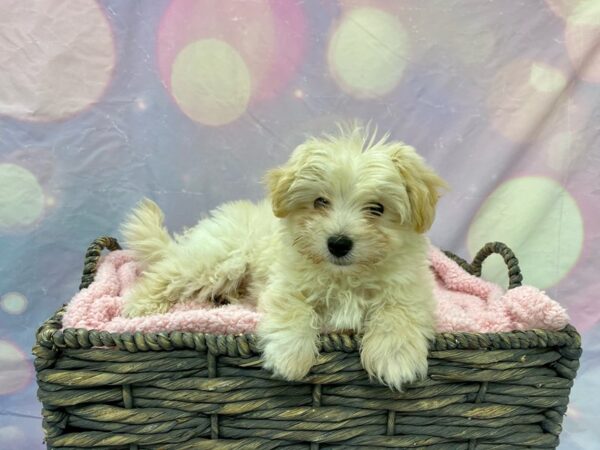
<box><xmin>0</xmin><ymin>341</ymin><xmax>32</xmax><ymax>395</ymax></box>
<box><xmin>328</xmin><ymin>8</ymin><xmax>409</xmax><ymax>99</ymax></box>
<box><xmin>1</xmin><ymin>292</ymin><xmax>28</xmax><ymax>315</ymax></box>
<box><xmin>488</xmin><ymin>60</ymin><xmax>569</xmax><ymax>142</ymax></box>
<box><xmin>566</xmin><ymin>404</ymin><xmax>583</xmax><ymax>419</ymax></box>
<box><xmin>468</xmin><ymin>177</ymin><xmax>583</xmax><ymax>289</ymax></box>
<box><xmin>135</xmin><ymin>98</ymin><xmax>148</xmax><ymax>111</ymax></box>
<box><xmin>170</xmin><ymin>39</ymin><xmax>251</xmax><ymax>126</ymax></box>
<box><xmin>545</xmin><ymin>0</ymin><xmax>585</xmax><ymax>19</ymax></box>
<box><xmin>529</xmin><ymin>63</ymin><xmax>567</xmax><ymax>93</ymax></box>
<box><xmin>569</xmin><ymin>0</ymin><xmax>600</xmax><ymax>25</ymax></box>
<box><xmin>565</xmin><ymin>2</ymin><xmax>600</xmax><ymax>83</ymax></box>
<box><xmin>0</xmin><ymin>164</ymin><xmax>44</xmax><ymax>231</ymax></box>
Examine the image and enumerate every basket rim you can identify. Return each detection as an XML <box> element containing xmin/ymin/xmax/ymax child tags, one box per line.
<box><xmin>36</xmin><ymin>305</ymin><xmax>581</xmax><ymax>357</ymax></box>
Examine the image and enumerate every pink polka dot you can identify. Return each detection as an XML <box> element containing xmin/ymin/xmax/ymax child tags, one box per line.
<box><xmin>0</xmin><ymin>341</ymin><xmax>34</xmax><ymax>395</ymax></box>
<box><xmin>0</xmin><ymin>0</ymin><xmax>115</xmax><ymax>122</ymax></box>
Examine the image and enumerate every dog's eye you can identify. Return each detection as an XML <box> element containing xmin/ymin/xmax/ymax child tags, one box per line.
<box><xmin>314</xmin><ymin>197</ymin><xmax>330</xmax><ymax>209</ymax></box>
<box><xmin>366</xmin><ymin>203</ymin><xmax>384</xmax><ymax>216</ymax></box>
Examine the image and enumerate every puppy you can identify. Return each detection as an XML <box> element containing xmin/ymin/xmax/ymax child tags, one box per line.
<box><xmin>121</xmin><ymin>126</ymin><xmax>447</xmax><ymax>390</ymax></box>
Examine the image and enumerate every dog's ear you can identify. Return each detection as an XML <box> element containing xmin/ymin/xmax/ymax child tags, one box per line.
<box><xmin>391</xmin><ymin>146</ymin><xmax>447</xmax><ymax>233</ymax></box>
<box><xmin>265</xmin><ymin>166</ymin><xmax>295</xmax><ymax>218</ymax></box>
<box><xmin>265</xmin><ymin>138</ymin><xmax>328</xmax><ymax>218</ymax></box>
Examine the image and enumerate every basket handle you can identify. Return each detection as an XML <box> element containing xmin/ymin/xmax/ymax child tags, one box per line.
<box><xmin>443</xmin><ymin>242</ymin><xmax>523</xmax><ymax>289</ymax></box>
<box><xmin>79</xmin><ymin>236</ymin><xmax>121</xmax><ymax>289</ymax></box>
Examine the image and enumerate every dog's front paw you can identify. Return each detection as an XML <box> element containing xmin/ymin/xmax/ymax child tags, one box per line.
<box><xmin>361</xmin><ymin>333</ymin><xmax>429</xmax><ymax>391</ymax></box>
<box><xmin>262</xmin><ymin>336</ymin><xmax>317</xmax><ymax>381</ymax></box>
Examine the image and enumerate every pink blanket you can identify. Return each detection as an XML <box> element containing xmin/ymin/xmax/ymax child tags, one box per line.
<box><xmin>62</xmin><ymin>248</ymin><xmax>569</xmax><ymax>335</ymax></box>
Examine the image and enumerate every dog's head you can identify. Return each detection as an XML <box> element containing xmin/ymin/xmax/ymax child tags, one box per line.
<box><xmin>266</xmin><ymin>127</ymin><xmax>447</xmax><ymax>270</ymax></box>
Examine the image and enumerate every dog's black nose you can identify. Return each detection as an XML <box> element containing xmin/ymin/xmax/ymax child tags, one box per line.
<box><xmin>327</xmin><ymin>235</ymin><xmax>353</xmax><ymax>257</ymax></box>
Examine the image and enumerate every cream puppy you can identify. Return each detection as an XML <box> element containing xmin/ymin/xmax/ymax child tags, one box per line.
<box><xmin>121</xmin><ymin>127</ymin><xmax>446</xmax><ymax>390</ymax></box>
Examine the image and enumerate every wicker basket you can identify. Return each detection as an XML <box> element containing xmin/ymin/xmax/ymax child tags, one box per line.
<box><xmin>34</xmin><ymin>237</ymin><xmax>581</xmax><ymax>449</ymax></box>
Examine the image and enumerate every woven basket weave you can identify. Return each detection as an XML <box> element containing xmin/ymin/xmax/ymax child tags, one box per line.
<box><xmin>33</xmin><ymin>237</ymin><xmax>581</xmax><ymax>449</ymax></box>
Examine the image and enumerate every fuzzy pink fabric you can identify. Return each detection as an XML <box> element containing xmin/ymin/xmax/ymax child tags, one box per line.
<box><xmin>62</xmin><ymin>248</ymin><xmax>569</xmax><ymax>334</ymax></box>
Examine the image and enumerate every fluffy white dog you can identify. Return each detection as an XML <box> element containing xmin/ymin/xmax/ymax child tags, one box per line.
<box><xmin>121</xmin><ymin>127</ymin><xmax>447</xmax><ymax>390</ymax></box>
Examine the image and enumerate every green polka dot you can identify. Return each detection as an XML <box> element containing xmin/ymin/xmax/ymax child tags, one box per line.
<box><xmin>0</xmin><ymin>164</ymin><xmax>44</xmax><ymax>230</ymax></box>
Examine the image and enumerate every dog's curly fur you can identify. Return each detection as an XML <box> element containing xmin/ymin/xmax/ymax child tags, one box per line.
<box><xmin>120</xmin><ymin>127</ymin><xmax>447</xmax><ymax>390</ymax></box>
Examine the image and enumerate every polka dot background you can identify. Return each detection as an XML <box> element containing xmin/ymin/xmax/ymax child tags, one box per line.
<box><xmin>0</xmin><ymin>1</ymin><xmax>598</xmax><ymax>448</ymax></box>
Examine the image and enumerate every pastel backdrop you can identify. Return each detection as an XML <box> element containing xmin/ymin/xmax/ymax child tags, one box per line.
<box><xmin>0</xmin><ymin>1</ymin><xmax>598</xmax><ymax>448</ymax></box>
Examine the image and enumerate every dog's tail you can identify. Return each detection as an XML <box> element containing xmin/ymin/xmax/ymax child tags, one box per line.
<box><xmin>120</xmin><ymin>198</ymin><xmax>172</xmax><ymax>267</ymax></box>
